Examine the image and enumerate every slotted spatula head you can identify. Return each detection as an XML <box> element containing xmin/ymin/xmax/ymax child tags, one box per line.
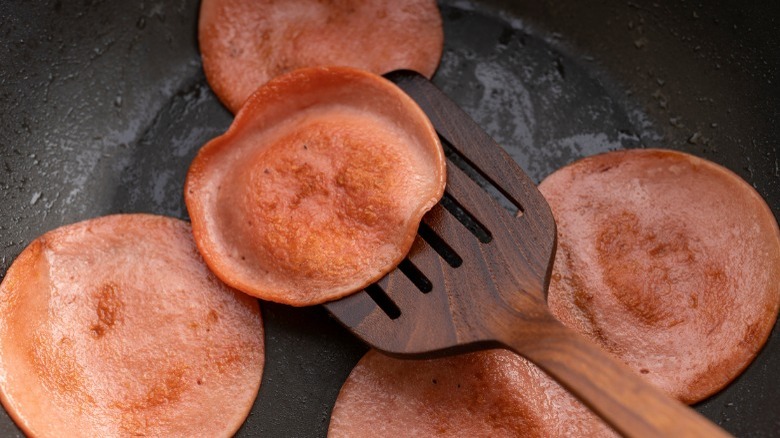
<box><xmin>325</xmin><ymin>71</ymin><xmax>731</xmax><ymax>438</ymax></box>
<box><xmin>325</xmin><ymin>70</ymin><xmax>558</xmax><ymax>357</ymax></box>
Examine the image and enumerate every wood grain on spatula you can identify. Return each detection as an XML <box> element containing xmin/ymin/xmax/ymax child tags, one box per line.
<box><xmin>325</xmin><ymin>71</ymin><xmax>731</xmax><ymax>438</ymax></box>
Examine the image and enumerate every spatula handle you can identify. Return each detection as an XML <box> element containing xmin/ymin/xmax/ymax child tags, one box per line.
<box><xmin>501</xmin><ymin>318</ymin><xmax>731</xmax><ymax>438</ymax></box>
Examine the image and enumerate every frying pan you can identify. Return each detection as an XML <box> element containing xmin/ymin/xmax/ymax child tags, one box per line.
<box><xmin>0</xmin><ymin>0</ymin><xmax>777</xmax><ymax>436</ymax></box>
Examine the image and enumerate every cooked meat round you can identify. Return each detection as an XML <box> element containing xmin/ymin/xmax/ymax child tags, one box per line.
<box><xmin>199</xmin><ymin>0</ymin><xmax>444</xmax><ymax>112</ymax></box>
<box><xmin>185</xmin><ymin>66</ymin><xmax>446</xmax><ymax>306</ymax></box>
<box><xmin>538</xmin><ymin>148</ymin><xmax>780</xmax><ymax>403</ymax></box>
<box><xmin>0</xmin><ymin>214</ymin><xmax>264</xmax><ymax>437</ymax></box>
<box><xmin>328</xmin><ymin>349</ymin><xmax>616</xmax><ymax>437</ymax></box>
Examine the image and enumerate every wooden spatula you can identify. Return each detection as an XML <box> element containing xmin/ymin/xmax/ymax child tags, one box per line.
<box><xmin>325</xmin><ymin>70</ymin><xmax>730</xmax><ymax>438</ymax></box>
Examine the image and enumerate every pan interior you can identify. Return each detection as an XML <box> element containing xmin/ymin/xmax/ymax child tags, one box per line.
<box><xmin>0</xmin><ymin>1</ymin><xmax>777</xmax><ymax>437</ymax></box>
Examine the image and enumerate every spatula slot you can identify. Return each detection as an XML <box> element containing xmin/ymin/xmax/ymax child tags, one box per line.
<box><xmin>397</xmin><ymin>259</ymin><xmax>433</xmax><ymax>293</ymax></box>
<box><xmin>417</xmin><ymin>222</ymin><xmax>463</xmax><ymax>268</ymax></box>
<box><xmin>364</xmin><ymin>284</ymin><xmax>401</xmax><ymax>320</ymax></box>
<box><xmin>440</xmin><ymin>193</ymin><xmax>493</xmax><ymax>244</ymax></box>
<box><xmin>440</xmin><ymin>136</ymin><xmax>525</xmax><ymax>218</ymax></box>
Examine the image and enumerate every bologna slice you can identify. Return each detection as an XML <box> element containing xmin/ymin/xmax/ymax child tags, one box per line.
<box><xmin>0</xmin><ymin>214</ymin><xmax>264</xmax><ymax>437</ymax></box>
<box><xmin>185</xmin><ymin>66</ymin><xmax>446</xmax><ymax>306</ymax></box>
<box><xmin>199</xmin><ymin>0</ymin><xmax>444</xmax><ymax>112</ymax></box>
<box><xmin>328</xmin><ymin>349</ymin><xmax>616</xmax><ymax>437</ymax></box>
<box><xmin>538</xmin><ymin>149</ymin><xmax>780</xmax><ymax>403</ymax></box>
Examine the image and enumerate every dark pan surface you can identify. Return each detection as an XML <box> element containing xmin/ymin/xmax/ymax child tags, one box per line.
<box><xmin>0</xmin><ymin>0</ymin><xmax>777</xmax><ymax>436</ymax></box>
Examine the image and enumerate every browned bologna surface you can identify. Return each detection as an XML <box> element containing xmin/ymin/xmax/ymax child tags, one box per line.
<box><xmin>199</xmin><ymin>0</ymin><xmax>444</xmax><ymax>113</ymax></box>
<box><xmin>185</xmin><ymin>66</ymin><xmax>446</xmax><ymax>306</ymax></box>
<box><xmin>0</xmin><ymin>214</ymin><xmax>264</xmax><ymax>437</ymax></box>
<box><xmin>539</xmin><ymin>149</ymin><xmax>780</xmax><ymax>404</ymax></box>
<box><xmin>328</xmin><ymin>349</ymin><xmax>616</xmax><ymax>437</ymax></box>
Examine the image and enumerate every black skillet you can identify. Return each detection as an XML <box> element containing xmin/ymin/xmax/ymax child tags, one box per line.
<box><xmin>0</xmin><ymin>0</ymin><xmax>778</xmax><ymax>436</ymax></box>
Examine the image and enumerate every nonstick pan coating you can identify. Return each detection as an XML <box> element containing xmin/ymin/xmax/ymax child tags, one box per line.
<box><xmin>0</xmin><ymin>0</ymin><xmax>778</xmax><ymax>436</ymax></box>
